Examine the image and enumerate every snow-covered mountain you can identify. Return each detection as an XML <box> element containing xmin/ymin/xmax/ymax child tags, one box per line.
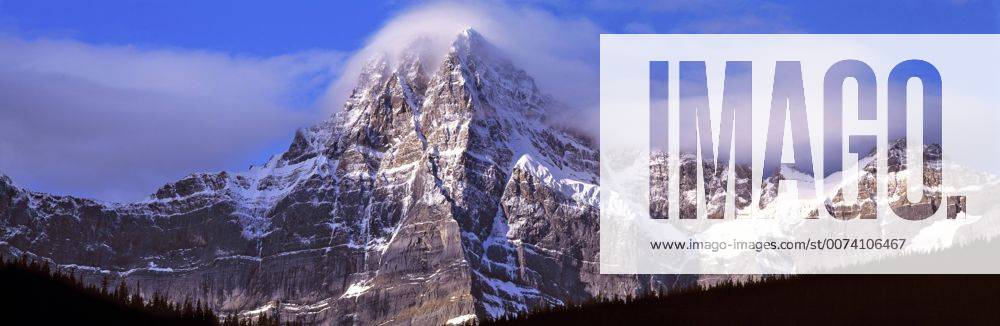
<box><xmin>4</xmin><ymin>28</ymin><xmax>998</xmax><ymax>324</ymax></box>
<box><xmin>0</xmin><ymin>29</ymin><xmax>686</xmax><ymax>325</ymax></box>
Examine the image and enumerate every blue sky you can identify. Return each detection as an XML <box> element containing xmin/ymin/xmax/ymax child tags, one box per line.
<box><xmin>3</xmin><ymin>1</ymin><xmax>996</xmax><ymax>55</ymax></box>
<box><xmin>0</xmin><ymin>1</ymin><xmax>396</xmax><ymax>56</ymax></box>
<box><xmin>0</xmin><ymin>0</ymin><xmax>997</xmax><ymax>201</ymax></box>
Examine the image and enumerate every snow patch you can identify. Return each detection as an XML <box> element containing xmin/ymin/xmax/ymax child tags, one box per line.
<box><xmin>445</xmin><ymin>314</ymin><xmax>477</xmax><ymax>325</ymax></box>
<box><xmin>340</xmin><ymin>279</ymin><xmax>373</xmax><ymax>299</ymax></box>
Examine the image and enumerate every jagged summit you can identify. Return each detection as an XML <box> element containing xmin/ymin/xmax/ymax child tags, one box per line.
<box><xmin>452</xmin><ymin>28</ymin><xmax>495</xmax><ymax>58</ymax></box>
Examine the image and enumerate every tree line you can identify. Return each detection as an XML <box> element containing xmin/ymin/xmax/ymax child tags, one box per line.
<box><xmin>0</xmin><ymin>253</ymin><xmax>301</xmax><ymax>325</ymax></box>
<box><xmin>487</xmin><ymin>274</ymin><xmax>1000</xmax><ymax>325</ymax></box>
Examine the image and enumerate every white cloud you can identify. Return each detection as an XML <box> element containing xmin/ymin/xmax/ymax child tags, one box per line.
<box><xmin>324</xmin><ymin>1</ymin><xmax>604</xmax><ymax>137</ymax></box>
<box><xmin>0</xmin><ymin>37</ymin><xmax>344</xmax><ymax>201</ymax></box>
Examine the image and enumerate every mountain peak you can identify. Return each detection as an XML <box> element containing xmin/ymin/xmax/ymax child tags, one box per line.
<box><xmin>457</xmin><ymin>27</ymin><xmax>484</xmax><ymax>42</ymax></box>
<box><xmin>451</xmin><ymin>27</ymin><xmax>498</xmax><ymax>59</ymax></box>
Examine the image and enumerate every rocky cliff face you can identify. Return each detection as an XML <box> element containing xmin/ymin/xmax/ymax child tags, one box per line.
<box><xmin>0</xmin><ymin>29</ymin><xmax>686</xmax><ymax>325</ymax></box>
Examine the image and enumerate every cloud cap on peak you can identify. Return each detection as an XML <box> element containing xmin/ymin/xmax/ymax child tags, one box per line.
<box><xmin>322</xmin><ymin>2</ymin><xmax>603</xmax><ymax>131</ymax></box>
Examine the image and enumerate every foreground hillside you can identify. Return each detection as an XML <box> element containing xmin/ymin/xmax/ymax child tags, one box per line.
<box><xmin>490</xmin><ymin>274</ymin><xmax>1000</xmax><ymax>325</ymax></box>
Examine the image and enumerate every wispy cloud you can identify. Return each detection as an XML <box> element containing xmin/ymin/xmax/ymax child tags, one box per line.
<box><xmin>324</xmin><ymin>1</ymin><xmax>605</xmax><ymax>138</ymax></box>
<box><xmin>0</xmin><ymin>37</ymin><xmax>343</xmax><ymax>201</ymax></box>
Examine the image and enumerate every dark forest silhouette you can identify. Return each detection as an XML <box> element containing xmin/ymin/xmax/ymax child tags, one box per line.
<box><xmin>0</xmin><ymin>253</ymin><xmax>299</xmax><ymax>325</ymax></box>
<box><xmin>488</xmin><ymin>274</ymin><xmax>1000</xmax><ymax>325</ymax></box>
